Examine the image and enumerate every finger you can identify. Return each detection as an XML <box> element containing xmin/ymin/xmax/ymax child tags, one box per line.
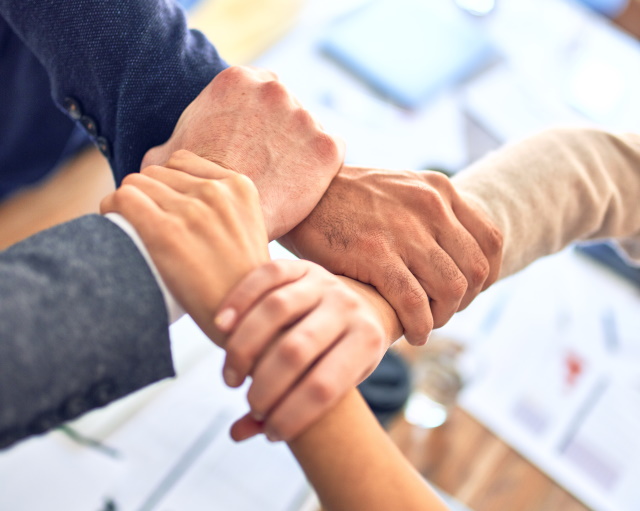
<box><xmin>215</xmin><ymin>260</ymin><xmax>309</xmax><ymax>332</ymax></box>
<box><xmin>411</xmin><ymin>244</ymin><xmax>467</xmax><ymax>330</ymax></box>
<box><xmin>230</xmin><ymin>414</ymin><xmax>264</xmax><ymax>442</ymax></box>
<box><xmin>100</xmin><ymin>185</ymin><xmax>168</xmax><ymax>245</ymax></box>
<box><xmin>119</xmin><ymin>173</ymin><xmax>192</xmax><ymax>213</ymax></box>
<box><xmin>246</xmin><ymin>302</ymin><xmax>349</xmax><ymax>420</ymax></box>
<box><xmin>263</xmin><ymin>325</ymin><xmax>383</xmax><ymax>442</ymax></box>
<box><xmin>433</xmin><ymin>215</ymin><xmax>490</xmax><ymax>311</ymax></box>
<box><xmin>370</xmin><ymin>259</ymin><xmax>433</xmax><ymax>346</ymax></box>
<box><xmin>160</xmin><ymin>150</ymin><xmax>235</xmax><ymax>179</ymax></box>
<box><xmin>222</xmin><ymin>273</ymin><xmax>322</xmax><ymax>388</ymax></box>
<box><xmin>452</xmin><ymin>194</ymin><xmax>503</xmax><ymax>291</ymax></box>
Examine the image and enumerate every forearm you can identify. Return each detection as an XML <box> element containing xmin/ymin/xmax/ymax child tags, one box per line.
<box><xmin>453</xmin><ymin>128</ymin><xmax>640</xmax><ymax>278</ymax></box>
<box><xmin>288</xmin><ymin>389</ymin><xmax>449</xmax><ymax>511</ymax></box>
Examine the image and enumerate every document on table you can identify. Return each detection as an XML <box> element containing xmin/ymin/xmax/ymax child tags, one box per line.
<box><xmin>0</xmin><ymin>317</ymin><xmax>310</xmax><ymax>511</ymax></box>
<box><xmin>450</xmin><ymin>249</ymin><xmax>640</xmax><ymax>511</ymax></box>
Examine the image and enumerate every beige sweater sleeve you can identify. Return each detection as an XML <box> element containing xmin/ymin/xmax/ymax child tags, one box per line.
<box><xmin>452</xmin><ymin>128</ymin><xmax>640</xmax><ymax>278</ymax></box>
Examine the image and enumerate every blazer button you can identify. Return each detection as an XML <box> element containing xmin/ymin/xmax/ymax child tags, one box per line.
<box><xmin>80</xmin><ymin>115</ymin><xmax>99</xmax><ymax>137</ymax></box>
<box><xmin>61</xmin><ymin>396</ymin><xmax>88</xmax><ymax>420</ymax></box>
<box><xmin>29</xmin><ymin>412</ymin><xmax>59</xmax><ymax>435</ymax></box>
<box><xmin>63</xmin><ymin>97</ymin><xmax>83</xmax><ymax>121</ymax></box>
<box><xmin>96</xmin><ymin>137</ymin><xmax>112</xmax><ymax>160</ymax></box>
<box><xmin>92</xmin><ymin>381</ymin><xmax>118</xmax><ymax>406</ymax></box>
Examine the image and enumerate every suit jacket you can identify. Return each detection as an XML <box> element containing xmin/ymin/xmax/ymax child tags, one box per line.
<box><xmin>0</xmin><ymin>215</ymin><xmax>173</xmax><ymax>450</ymax></box>
<box><xmin>0</xmin><ymin>0</ymin><xmax>227</xmax><ymax>196</ymax></box>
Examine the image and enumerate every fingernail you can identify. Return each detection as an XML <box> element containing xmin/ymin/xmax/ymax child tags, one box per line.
<box><xmin>215</xmin><ymin>308</ymin><xmax>237</xmax><ymax>331</ymax></box>
<box><xmin>251</xmin><ymin>411</ymin><xmax>265</xmax><ymax>422</ymax></box>
<box><xmin>223</xmin><ymin>367</ymin><xmax>241</xmax><ymax>387</ymax></box>
<box><xmin>265</xmin><ymin>429</ymin><xmax>282</xmax><ymax>442</ymax></box>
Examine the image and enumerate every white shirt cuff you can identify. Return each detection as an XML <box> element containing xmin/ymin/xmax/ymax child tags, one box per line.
<box><xmin>105</xmin><ymin>213</ymin><xmax>186</xmax><ymax>324</ymax></box>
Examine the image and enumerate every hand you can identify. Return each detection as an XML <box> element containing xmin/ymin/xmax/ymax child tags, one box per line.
<box><xmin>279</xmin><ymin>166</ymin><xmax>503</xmax><ymax>345</ymax></box>
<box><xmin>100</xmin><ymin>150</ymin><xmax>270</xmax><ymax>344</ymax></box>
<box><xmin>215</xmin><ymin>260</ymin><xmax>387</xmax><ymax>442</ymax></box>
<box><xmin>141</xmin><ymin>66</ymin><xmax>346</xmax><ymax>240</ymax></box>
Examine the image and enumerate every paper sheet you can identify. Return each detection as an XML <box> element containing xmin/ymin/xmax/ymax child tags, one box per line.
<box><xmin>0</xmin><ymin>318</ymin><xmax>310</xmax><ymax>511</ymax></box>
<box><xmin>450</xmin><ymin>250</ymin><xmax>640</xmax><ymax>511</ymax></box>
<box><xmin>104</xmin><ymin>318</ymin><xmax>310</xmax><ymax>511</ymax></box>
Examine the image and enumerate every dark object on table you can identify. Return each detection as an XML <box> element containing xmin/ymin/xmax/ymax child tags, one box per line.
<box><xmin>359</xmin><ymin>350</ymin><xmax>411</xmax><ymax>427</ymax></box>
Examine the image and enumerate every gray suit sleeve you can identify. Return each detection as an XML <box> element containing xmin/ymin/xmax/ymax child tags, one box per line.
<box><xmin>0</xmin><ymin>215</ymin><xmax>175</xmax><ymax>449</ymax></box>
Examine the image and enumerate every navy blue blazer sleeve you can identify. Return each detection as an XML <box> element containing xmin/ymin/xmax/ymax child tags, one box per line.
<box><xmin>0</xmin><ymin>0</ymin><xmax>227</xmax><ymax>182</ymax></box>
<box><xmin>0</xmin><ymin>216</ymin><xmax>174</xmax><ymax>450</ymax></box>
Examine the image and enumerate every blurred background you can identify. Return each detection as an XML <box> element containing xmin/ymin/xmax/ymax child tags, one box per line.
<box><xmin>1</xmin><ymin>1</ymin><xmax>639</xmax><ymax>510</ymax></box>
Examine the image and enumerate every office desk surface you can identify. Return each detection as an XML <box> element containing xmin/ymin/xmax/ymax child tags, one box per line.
<box><xmin>0</xmin><ymin>1</ymin><xmax>602</xmax><ymax>510</ymax></box>
<box><xmin>388</xmin><ymin>408</ymin><xmax>590</xmax><ymax>511</ymax></box>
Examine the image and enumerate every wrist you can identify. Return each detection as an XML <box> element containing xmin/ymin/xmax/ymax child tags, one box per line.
<box><xmin>105</xmin><ymin>213</ymin><xmax>186</xmax><ymax>323</ymax></box>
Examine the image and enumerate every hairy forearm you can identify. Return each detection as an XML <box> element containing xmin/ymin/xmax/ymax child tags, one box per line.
<box><xmin>288</xmin><ymin>389</ymin><xmax>449</xmax><ymax>511</ymax></box>
<box><xmin>453</xmin><ymin>128</ymin><xmax>640</xmax><ymax>278</ymax></box>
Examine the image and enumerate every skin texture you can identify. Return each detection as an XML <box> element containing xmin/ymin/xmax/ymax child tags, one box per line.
<box><xmin>100</xmin><ymin>150</ymin><xmax>270</xmax><ymax>345</ymax></box>
<box><xmin>216</xmin><ymin>259</ymin><xmax>388</xmax><ymax>442</ymax></box>
<box><xmin>285</xmin><ymin>389</ymin><xmax>450</xmax><ymax>511</ymax></box>
<box><xmin>141</xmin><ymin>66</ymin><xmax>346</xmax><ymax>240</ymax></box>
<box><xmin>141</xmin><ymin>65</ymin><xmax>502</xmax><ymax>351</ymax></box>
<box><xmin>100</xmin><ymin>152</ymin><xmax>460</xmax><ymax>508</ymax></box>
<box><xmin>101</xmin><ymin>151</ymin><xmax>403</xmax><ymax>443</ymax></box>
<box><xmin>280</xmin><ymin>164</ymin><xmax>503</xmax><ymax>345</ymax></box>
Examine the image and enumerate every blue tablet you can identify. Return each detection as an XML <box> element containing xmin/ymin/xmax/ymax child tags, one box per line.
<box><xmin>320</xmin><ymin>0</ymin><xmax>495</xmax><ymax>108</ymax></box>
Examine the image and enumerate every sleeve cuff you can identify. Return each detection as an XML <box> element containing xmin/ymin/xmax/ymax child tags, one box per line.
<box><xmin>105</xmin><ymin>213</ymin><xmax>186</xmax><ymax>324</ymax></box>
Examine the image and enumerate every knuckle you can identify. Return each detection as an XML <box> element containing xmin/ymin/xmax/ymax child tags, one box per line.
<box><xmin>140</xmin><ymin>164</ymin><xmax>165</xmax><ymax>177</ymax></box>
<box><xmin>181</xmin><ymin>200</ymin><xmax>206</xmax><ymax>229</ymax></box>
<box><xmin>230</xmin><ymin>173</ymin><xmax>259</xmax><ymax>199</ymax></box>
<box><xmin>278</xmin><ymin>337</ymin><xmax>309</xmax><ymax>367</ymax></box>
<box><xmin>265</xmin><ymin>291</ymin><xmax>291</xmax><ymax>316</ymax></box>
<box><xmin>422</xmin><ymin>190</ymin><xmax>449</xmax><ymax>216</ymax></box>
<box><xmin>260</xmin><ymin>79</ymin><xmax>288</xmax><ymax>101</ymax></box>
<box><xmin>402</xmin><ymin>282</ymin><xmax>430</xmax><ymax>311</ymax></box>
<box><xmin>219</xmin><ymin>65</ymin><xmax>245</xmax><ymax>82</ymax></box>
<box><xmin>306</xmin><ymin>377</ymin><xmax>336</xmax><ymax>405</ymax></box>
<box><xmin>111</xmin><ymin>186</ymin><xmax>133</xmax><ymax>207</ymax></box>
<box><xmin>448</xmin><ymin>272</ymin><xmax>469</xmax><ymax>300</ymax></box>
<box><xmin>264</xmin><ymin>260</ymin><xmax>290</xmax><ymax>281</ymax></box>
<box><xmin>312</xmin><ymin>131</ymin><xmax>340</xmax><ymax>164</ymax></box>
<box><xmin>486</xmin><ymin>223</ymin><xmax>504</xmax><ymax>256</ymax></box>
<box><xmin>169</xmin><ymin>149</ymin><xmax>195</xmax><ymax>161</ymax></box>
<box><xmin>424</xmin><ymin>170</ymin><xmax>453</xmax><ymax>191</ymax></box>
<box><xmin>334</xmin><ymin>288</ymin><xmax>360</xmax><ymax>312</ymax></box>
<box><xmin>197</xmin><ymin>179</ymin><xmax>221</xmax><ymax>204</ymax></box>
<box><xmin>293</xmin><ymin>107</ymin><xmax>314</xmax><ymax>128</ymax></box>
<box><xmin>120</xmin><ymin>173</ymin><xmax>141</xmax><ymax>187</ymax></box>
<box><xmin>469</xmin><ymin>255</ymin><xmax>491</xmax><ymax>288</ymax></box>
<box><xmin>362</xmin><ymin>322</ymin><xmax>385</xmax><ymax>352</ymax></box>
